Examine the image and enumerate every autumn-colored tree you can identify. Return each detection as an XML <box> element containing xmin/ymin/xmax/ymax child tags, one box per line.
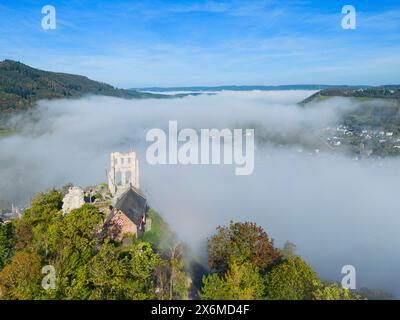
<box><xmin>13</xmin><ymin>215</ymin><xmax>34</xmax><ymax>252</ymax></box>
<box><xmin>264</xmin><ymin>257</ymin><xmax>320</xmax><ymax>300</ymax></box>
<box><xmin>200</xmin><ymin>261</ymin><xmax>264</xmax><ymax>300</ymax></box>
<box><xmin>0</xmin><ymin>251</ymin><xmax>42</xmax><ymax>299</ymax></box>
<box><xmin>208</xmin><ymin>221</ymin><xmax>281</xmax><ymax>274</ymax></box>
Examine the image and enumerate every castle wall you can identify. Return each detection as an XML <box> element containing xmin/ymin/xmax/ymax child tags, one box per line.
<box><xmin>108</xmin><ymin>150</ymin><xmax>140</xmax><ymax>197</ymax></box>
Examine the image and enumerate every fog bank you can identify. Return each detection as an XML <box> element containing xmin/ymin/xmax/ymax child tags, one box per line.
<box><xmin>0</xmin><ymin>90</ymin><xmax>399</xmax><ymax>296</ymax></box>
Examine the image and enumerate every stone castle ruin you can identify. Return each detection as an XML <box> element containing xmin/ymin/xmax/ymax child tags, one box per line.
<box><xmin>62</xmin><ymin>186</ymin><xmax>85</xmax><ymax>214</ymax></box>
<box><xmin>107</xmin><ymin>150</ymin><xmax>140</xmax><ymax>201</ymax></box>
<box><xmin>105</xmin><ymin>149</ymin><xmax>150</xmax><ymax>241</ymax></box>
<box><xmin>60</xmin><ymin>148</ymin><xmax>150</xmax><ymax>241</ymax></box>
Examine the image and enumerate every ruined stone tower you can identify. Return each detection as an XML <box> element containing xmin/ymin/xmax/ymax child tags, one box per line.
<box><xmin>107</xmin><ymin>149</ymin><xmax>140</xmax><ymax>199</ymax></box>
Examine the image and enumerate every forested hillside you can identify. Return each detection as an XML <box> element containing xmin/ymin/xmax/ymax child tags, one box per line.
<box><xmin>0</xmin><ymin>189</ymin><xmax>368</xmax><ymax>300</ymax></box>
<box><xmin>0</xmin><ymin>60</ymin><xmax>163</xmax><ymax>115</ymax></box>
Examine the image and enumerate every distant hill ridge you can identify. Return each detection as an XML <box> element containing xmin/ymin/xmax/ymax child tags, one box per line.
<box><xmin>136</xmin><ymin>85</ymin><xmax>355</xmax><ymax>92</ymax></box>
<box><xmin>0</xmin><ymin>60</ymin><xmax>164</xmax><ymax>115</ymax></box>
<box><xmin>300</xmin><ymin>86</ymin><xmax>400</xmax><ymax>105</ymax></box>
<box><xmin>138</xmin><ymin>85</ymin><xmax>400</xmax><ymax>104</ymax></box>
<box><xmin>1</xmin><ymin>59</ymin><xmax>399</xmax><ymax>114</ymax></box>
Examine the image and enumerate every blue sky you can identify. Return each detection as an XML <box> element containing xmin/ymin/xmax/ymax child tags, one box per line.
<box><xmin>0</xmin><ymin>0</ymin><xmax>399</xmax><ymax>87</ymax></box>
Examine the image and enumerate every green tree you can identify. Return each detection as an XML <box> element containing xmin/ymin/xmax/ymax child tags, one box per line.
<box><xmin>67</xmin><ymin>241</ymin><xmax>160</xmax><ymax>300</ymax></box>
<box><xmin>313</xmin><ymin>283</ymin><xmax>362</xmax><ymax>300</ymax></box>
<box><xmin>264</xmin><ymin>257</ymin><xmax>320</xmax><ymax>300</ymax></box>
<box><xmin>0</xmin><ymin>222</ymin><xmax>14</xmax><ymax>269</ymax></box>
<box><xmin>8</xmin><ymin>191</ymin><xmax>62</xmax><ymax>256</ymax></box>
<box><xmin>24</xmin><ymin>190</ymin><xmax>63</xmax><ymax>223</ymax></box>
<box><xmin>67</xmin><ymin>242</ymin><xmax>130</xmax><ymax>299</ymax></box>
<box><xmin>49</xmin><ymin>204</ymin><xmax>104</xmax><ymax>296</ymax></box>
<box><xmin>200</xmin><ymin>261</ymin><xmax>264</xmax><ymax>300</ymax></box>
<box><xmin>123</xmin><ymin>242</ymin><xmax>161</xmax><ymax>299</ymax></box>
<box><xmin>208</xmin><ymin>221</ymin><xmax>281</xmax><ymax>274</ymax></box>
<box><xmin>155</xmin><ymin>243</ymin><xmax>190</xmax><ymax>300</ymax></box>
<box><xmin>168</xmin><ymin>256</ymin><xmax>190</xmax><ymax>300</ymax></box>
<box><xmin>17</xmin><ymin>190</ymin><xmax>63</xmax><ymax>258</ymax></box>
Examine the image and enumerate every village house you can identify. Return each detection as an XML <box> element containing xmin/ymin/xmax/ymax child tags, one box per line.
<box><xmin>106</xmin><ymin>188</ymin><xmax>149</xmax><ymax>242</ymax></box>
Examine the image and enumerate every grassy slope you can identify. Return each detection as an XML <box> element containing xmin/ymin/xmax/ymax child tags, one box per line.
<box><xmin>141</xmin><ymin>209</ymin><xmax>177</xmax><ymax>253</ymax></box>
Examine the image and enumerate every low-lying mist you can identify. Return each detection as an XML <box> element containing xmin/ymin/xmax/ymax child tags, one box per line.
<box><xmin>1</xmin><ymin>90</ymin><xmax>399</xmax><ymax>296</ymax></box>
